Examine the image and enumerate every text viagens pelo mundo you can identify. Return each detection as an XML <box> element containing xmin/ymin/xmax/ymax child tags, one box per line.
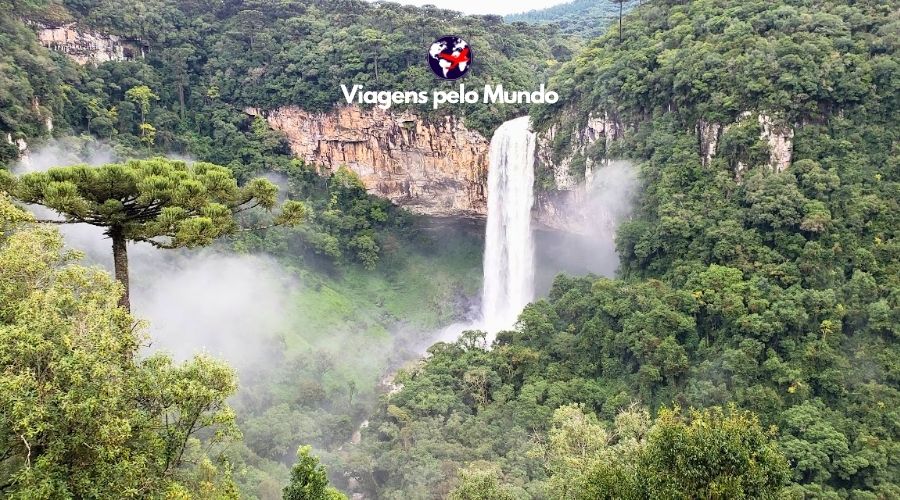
<box><xmin>341</xmin><ymin>84</ymin><xmax>559</xmax><ymax>110</ymax></box>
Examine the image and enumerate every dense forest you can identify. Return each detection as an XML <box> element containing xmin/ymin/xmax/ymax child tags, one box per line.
<box><xmin>354</xmin><ymin>0</ymin><xmax>899</xmax><ymax>498</ymax></box>
<box><xmin>506</xmin><ymin>0</ymin><xmax>638</xmax><ymax>39</ymax></box>
<box><xmin>2</xmin><ymin>0</ymin><xmax>579</xmax><ymax>147</ymax></box>
<box><xmin>1</xmin><ymin>0</ymin><xmax>898</xmax><ymax>498</ymax></box>
<box><xmin>1</xmin><ymin>0</ymin><xmax>498</xmax><ymax>497</ymax></box>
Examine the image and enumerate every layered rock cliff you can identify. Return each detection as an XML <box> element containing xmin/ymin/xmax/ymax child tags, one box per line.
<box><xmin>36</xmin><ymin>23</ymin><xmax>143</xmax><ymax>65</ymax></box>
<box><xmin>260</xmin><ymin>104</ymin><xmax>629</xmax><ymax>229</ymax></box>
<box><xmin>533</xmin><ymin>111</ymin><xmax>626</xmax><ymax>231</ymax></box>
<box><xmin>697</xmin><ymin>112</ymin><xmax>794</xmax><ymax>174</ymax></box>
<box><xmin>261</xmin><ymin>106</ymin><xmax>490</xmax><ymax>217</ymax></box>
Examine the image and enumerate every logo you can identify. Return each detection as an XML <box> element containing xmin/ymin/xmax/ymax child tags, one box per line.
<box><xmin>428</xmin><ymin>35</ymin><xmax>472</xmax><ymax>81</ymax></box>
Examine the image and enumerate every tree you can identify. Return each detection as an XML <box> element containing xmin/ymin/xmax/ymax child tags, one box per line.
<box><xmin>125</xmin><ymin>85</ymin><xmax>159</xmax><ymax>146</ymax></box>
<box><xmin>610</xmin><ymin>0</ymin><xmax>626</xmax><ymax>43</ymax></box>
<box><xmin>0</xmin><ymin>194</ymin><xmax>240</xmax><ymax>498</ymax></box>
<box><xmin>283</xmin><ymin>445</ymin><xmax>347</xmax><ymax>500</ymax></box>
<box><xmin>542</xmin><ymin>404</ymin><xmax>789</xmax><ymax>499</ymax></box>
<box><xmin>125</xmin><ymin>85</ymin><xmax>157</xmax><ymax>125</ymax></box>
<box><xmin>640</xmin><ymin>406</ymin><xmax>791</xmax><ymax>499</ymax></box>
<box><xmin>361</xmin><ymin>29</ymin><xmax>384</xmax><ymax>82</ymax></box>
<box><xmin>4</xmin><ymin>158</ymin><xmax>306</xmax><ymax>310</ymax></box>
<box><xmin>449</xmin><ymin>463</ymin><xmax>514</xmax><ymax>500</ymax></box>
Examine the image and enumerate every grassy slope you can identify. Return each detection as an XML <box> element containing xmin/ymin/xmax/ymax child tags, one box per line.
<box><xmin>283</xmin><ymin>229</ymin><xmax>483</xmax><ymax>383</ymax></box>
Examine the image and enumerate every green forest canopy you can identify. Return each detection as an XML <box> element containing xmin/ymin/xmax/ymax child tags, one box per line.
<box><xmin>506</xmin><ymin>0</ymin><xmax>639</xmax><ymax>39</ymax></box>
<box><xmin>350</xmin><ymin>0</ymin><xmax>899</xmax><ymax>498</ymax></box>
<box><xmin>0</xmin><ymin>0</ymin><xmax>897</xmax><ymax>498</ymax></box>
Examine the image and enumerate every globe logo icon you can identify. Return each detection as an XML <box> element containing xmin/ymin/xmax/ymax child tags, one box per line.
<box><xmin>428</xmin><ymin>35</ymin><xmax>472</xmax><ymax>80</ymax></box>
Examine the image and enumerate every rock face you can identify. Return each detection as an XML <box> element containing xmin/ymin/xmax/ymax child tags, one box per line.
<box><xmin>756</xmin><ymin>113</ymin><xmax>794</xmax><ymax>173</ymax></box>
<box><xmin>533</xmin><ymin>111</ymin><xmax>625</xmax><ymax>230</ymax></box>
<box><xmin>263</xmin><ymin>106</ymin><xmax>490</xmax><ymax>217</ymax></box>
<box><xmin>5</xmin><ymin>134</ymin><xmax>28</xmax><ymax>155</ymax></box>
<box><xmin>698</xmin><ymin>112</ymin><xmax>794</xmax><ymax>173</ymax></box>
<box><xmin>262</xmin><ymin>105</ymin><xmax>609</xmax><ymax>229</ymax></box>
<box><xmin>696</xmin><ymin>119</ymin><xmax>722</xmax><ymax>167</ymax></box>
<box><xmin>36</xmin><ymin>23</ymin><xmax>142</xmax><ymax>65</ymax></box>
<box><xmin>535</xmin><ymin>111</ymin><xmax>623</xmax><ymax>190</ymax></box>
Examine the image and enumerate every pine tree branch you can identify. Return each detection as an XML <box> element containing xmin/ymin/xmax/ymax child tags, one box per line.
<box><xmin>232</xmin><ymin>201</ymin><xmax>261</xmax><ymax>214</ymax></box>
<box><xmin>35</xmin><ymin>218</ymin><xmax>73</xmax><ymax>225</ymax></box>
<box><xmin>132</xmin><ymin>236</ymin><xmax>178</xmax><ymax>249</ymax></box>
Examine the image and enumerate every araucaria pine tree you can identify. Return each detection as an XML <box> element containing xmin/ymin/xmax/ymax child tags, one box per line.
<box><xmin>2</xmin><ymin>158</ymin><xmax>306</xmax><ymax>310</ymax></box>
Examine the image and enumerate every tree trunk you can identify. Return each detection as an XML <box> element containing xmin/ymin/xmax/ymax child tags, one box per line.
<box><xmin>178</xmin><ymin>82</ymin><xmax>185</xmax><ymax>119</ymax></box>
<box><xmin>619</xmin><ymin>2</ymin><xmax>623</xmax><ymax>43</ymax></box>
<box><xmin>373</xmin><ymin>47</ymin><xmax>379</xmax><ymax>83</ymax></box>
<box><xmin>110</xmin><ymin>226</ymin><xmax>130</xmax><ymax>312</ymax></box>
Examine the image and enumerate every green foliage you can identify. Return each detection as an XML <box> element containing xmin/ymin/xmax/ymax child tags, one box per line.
<box><xmin>11</xmin><ymin>157</ymin><xmax>305</xmax><ymax>249</ymax></box>
<box><xmin>0</xmin><ymin>13</ymin><xmax>67</xmax><ymax>153</ymax></box>
<box><xmin>543</xmin><ymin>404</ymin><xmax>789</xmax><ymax>499</ymax></box>
<box><xmin>450</xmin><ymin>462</ymin><xmax>514</xmax><ymax>500</ymax></box>
<box><xmin>5</xmin><ymin>1</ymin><xmax>897</xmax><ymax>498</ymax></box>
<box><xmin>355</xmin><ymin>1</ymin><xmax>899</xmax><ymax>498</ymax></box>
<box><xmin>534</xmin><ymin>0</ymin><xmax>898</xmax><ymax>130</ymax></box>
<box><xmin>29</xmin><ymin>0</ymin><xmax>578</xmax><ymax>144</ymax></box>
<box><xmin>0</xmin><ymin>194</ymin><xmax>240</xmax><ymax>498</ymax></box>
<box><xmin>507</xmin><ymin>0</ymin><xmax>638</xmax><ymax>39</ymax></box>
<box><xmin>125</xmin><ymin>84</ymin><xmax>157</xmax><ymax>121</ymax></box>
<box><xmin>3</xmin><ymin>0</ymin><xmax>579</xmax><ymax>268</ymax></box>
<box><xmin>638</xmin><ymin>406</ymin><xmax>789</xmax><ymax>499</ymax></box>
<box><xmin>283</xmin><ymin>446</ymin><xmax>347</xmax><ymax>500</ymax></box>
<box><xmin>234</xmin><ymin>160</ymin><xmax>404</xmax><ymax>269</ymax></box>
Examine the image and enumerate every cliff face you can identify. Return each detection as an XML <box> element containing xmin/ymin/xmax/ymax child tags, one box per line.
<box><xmin>262</xmin><ymin>106</ymin><xmax>490</xmax><ymax>217</ymax></box>
<box><xmin>253</xmin><ymin>103</ymin><xmax>792</xmax><ymax>229</ymax></box>
<box><xmin>698</xmin><ymin>112</ymin><xmax>794</xmax><ymax>174</ymax></box>
<box><xmin>535</xmin><ymin>111</ymin><xmax>624</xmax><ymax>191</ymax></box>
<box><xmin>262</xmin><ymin>105</ymin><xmax>615</xmax><ymax>228</ymax></box>
<box><xmin>533</xmin><ymin>111</ymin><xmax>626</xmax><ymax>230</ymax></box>
<box><xmin>36</xmin><ymin>23</ymin><xmax>142</xmax><ymax>65</ymax></box>
<box><xmin>756</xmin><ymin>113</ymin><xmax>794</xmax><ymax>173</ymax></box>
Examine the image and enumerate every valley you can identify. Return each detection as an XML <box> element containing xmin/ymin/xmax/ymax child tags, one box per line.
<box><xmin>1</xmin><ymin>0</ymin><xmax>897</xmax><ymax>499</ymax></box>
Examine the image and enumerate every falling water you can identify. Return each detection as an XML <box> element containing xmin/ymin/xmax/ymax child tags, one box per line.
<box><xmin>482</xmin><ymin>116</ymin><xmax>536</xmax><ymax>334</ymax></box>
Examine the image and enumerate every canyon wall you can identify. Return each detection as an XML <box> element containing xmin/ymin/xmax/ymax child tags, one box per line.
<box><xmin>697</xmin><ymin>112</ymin><xmax>794</xmax><ymax>174</ymax></box>
<box><xmin>262</xmin><ymin>106</ymin><xmax>490</xmax><ymax>217</ymax></box>
<box><xmin>533</xmin><ymin>111</ymin><xmax>625</xmax><ymax>231</ymax></box>
<box><xmin>261</xmin><ymin>105</ymin><xmax>625</xmax><ymax>228</ymax></box>
<box><xmin>35</xmin><ymin>23</ymin><xmax>142</xmax><ymax>65</ymax></box>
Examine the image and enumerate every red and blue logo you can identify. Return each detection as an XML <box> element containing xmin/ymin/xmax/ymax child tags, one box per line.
<box><xmin>428</xmin><ymin>36</ymin><xmax>472</xmax><ymax>81</ymax></box>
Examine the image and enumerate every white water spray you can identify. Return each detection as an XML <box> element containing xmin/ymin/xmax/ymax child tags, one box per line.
<box><xmin>481</xmin><ymin>116</ymin><xmax>536</xmax><ymax>334</ymax></box>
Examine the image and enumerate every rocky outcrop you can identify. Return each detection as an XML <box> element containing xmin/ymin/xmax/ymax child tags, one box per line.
<box><xmin>757</xmin><ymin>113</ymin><xmax>794</xmax><ymax>173</ymax></box>
<box><xmin>535</xmin><ymin>111</ymin><xmax>623</xmax><ymax>190</ymax></box>
<box><xmin>262</xmin><ymin>106</ymin><xmax>490</xmax><ymax>217</ymax></box>
<box><xmin>5</xmin><ymin>134</ymin><xmax>28</xmax><ymax>155</ymax></box>
<box><xmin>533</xmin><ymin>111</ymin><xmax>625</xmax><ymax>230</ymax></box>
<box><xmin>698</xmin><ymin>112</ymin><xmax>794</xmax><ymax>173</ymax></box>
<box><xmin>697</xmin><ymin>119</ymin><xmax>722</xmax><ymax>167</ymax></box>
<box><xmin>5</xmin><ymin>134</ymin><xmax>29</xmax><ymax>165</ymax></box>
<box><xmin>36</xmin><ymin>23</ymin><xmax>143</xmax><ymax>65</ymax></box>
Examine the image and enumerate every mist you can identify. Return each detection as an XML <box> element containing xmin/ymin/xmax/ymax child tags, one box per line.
<box><xmin>10</xmin><ymin>140</ymin><xmax>637</xmax><ymax>362</ymax></box>
<box><xmin>534</xmin><ymin>160</ymin><xmax>639</xmax><ymax>293</ymax></box>
<box><xmin>10</xmin><ymin>139</ymin><xmax>295</xmax><ymax>368</ymax></box>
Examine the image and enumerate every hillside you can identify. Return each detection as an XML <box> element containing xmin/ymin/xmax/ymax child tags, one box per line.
<box><xmin>0</xmin><ymin>0</ymin><xmax>897</xmax><ymax>498</ymax></box>
<box><xmin>357</xmin><ymin>0</ymin><xmax>900</xmax><ymax>497</ymax></box>
<box><xmin>507</xmin><ymin>0</ymin><xmax>638</xmax><ymax>38</ymax></box>
<box><xmin>3</xmin><ymin>0</ymin><xmax>578</xmax><ymax>149</ymax></box>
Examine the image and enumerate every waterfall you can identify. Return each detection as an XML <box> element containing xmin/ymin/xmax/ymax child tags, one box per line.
<box><xmin>481</xmin><ymin>116</ymin><xmax>536</xmax><ymax>334</ymax></box>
